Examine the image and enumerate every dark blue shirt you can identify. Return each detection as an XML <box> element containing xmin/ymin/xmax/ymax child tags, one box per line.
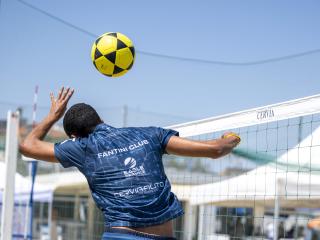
<box><xmin>54</xmin><ymin>123</ymin><xmax>184</xmax><ymax>227</ymax></box>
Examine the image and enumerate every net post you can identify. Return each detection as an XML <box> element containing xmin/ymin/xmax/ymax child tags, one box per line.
<box><xmin>0</xmin><ymin>111</ymin><xmax>20</xmax><ymax>240</ymax></box>
<box><xmin>48</xmin><ymin>201</ymin><xmax>53</xmax><ymax>240</ymax></box>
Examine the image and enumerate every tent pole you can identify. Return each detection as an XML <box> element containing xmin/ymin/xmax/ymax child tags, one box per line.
<box><xmin>88</xmin><ymin>197</ymin><xmax>95</xmax><ymax>239</ymax></box>
<box><xmin>273</xmin><ymin>195</ymin><xmax>280</xmax><ymax>240</ymax></box>
<box><xmin>48</xmin><ymin>201</ymin><xmax>52</xmax><ymax>240</ymax></box>
<box><xmin>40</xmin><ymin>202</ymin><xmax>44</xmax><ymax>228</ymax></box>
<box><xmin>294</xmin><ymin>214</ymin><xmax>299</xmax><ymax>239</ymax></box>
<box><xmin>273</xmin><ymin>180</ymin><xmax>281</xmax><ymax>240</ymax></box>
<box><xmin>73</xmin><ymin>195</ymin><xmax>80</xmax><ymax>239</ymax></box>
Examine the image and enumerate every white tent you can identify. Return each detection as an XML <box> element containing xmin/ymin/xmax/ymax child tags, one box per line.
<box><xmin>0</xmin><ymin>162</ymin><xmax>54</xmax><ymax>239</ymax></box>
<box><xmin>35</xmin><ymin>170</ymin><xmax>88</xmax><ymax>196</ymax></box>
<box><xmin>186</xmin><ymin>164</ymin><xmax>320</xmax><ymax>208</ymax></box>
<box><xmin>0</xmin><ymin>162</ymin><xmax>52</xmax><ymax>202</ymax></box>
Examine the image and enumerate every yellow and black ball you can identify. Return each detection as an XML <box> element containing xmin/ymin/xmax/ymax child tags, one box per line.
<box><xmin>91</xmin><ymin>32</ymin><xmax>135</xmax><ymax>77</ymax></box>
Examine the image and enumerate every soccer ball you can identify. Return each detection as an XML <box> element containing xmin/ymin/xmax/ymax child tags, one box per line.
<box><xmin>91</xmin><ymin>32</ymin><xmax>135</xmax><ymax>77</ymax></box>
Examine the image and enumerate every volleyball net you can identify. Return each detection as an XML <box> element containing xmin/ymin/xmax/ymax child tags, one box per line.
<box><xmin>165</xmin><ymin>94</ymin><xmax>320</xmax><ymax>239</ymax></box>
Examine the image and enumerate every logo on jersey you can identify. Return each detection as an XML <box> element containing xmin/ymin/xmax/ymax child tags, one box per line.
<box><xmin>123</xmin><ymin>157</ymin><xmax>146</xmax><ymax>178</ymax></box>
<box><xmin>124</xmin><ymin>157</ymin><xmax>136</xmax><ymax>168</ymax></box>
<box><xmin>114</xmin><ymin>182</ymin><xmax>165</xmax><ymax>198</ymax></box>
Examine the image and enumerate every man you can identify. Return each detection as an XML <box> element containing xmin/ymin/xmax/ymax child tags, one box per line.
<box><xmin>20</xmin><ymin>87</ymin><xmax>241</xmax><ymax>240</ymax></box>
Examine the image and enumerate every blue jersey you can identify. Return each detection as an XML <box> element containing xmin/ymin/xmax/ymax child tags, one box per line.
<box><xmin>54</xmin><ymin>123</ymin><xmax>184</xmax><ymax>227</ymax></box>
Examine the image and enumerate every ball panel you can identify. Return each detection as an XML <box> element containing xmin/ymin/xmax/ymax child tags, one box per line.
<box><xmin>117</xmin><ymin>33</ymin><xmax>133</xmax><ymax>47</ymax></box>
<box><xmin>94</xmin><ymin>48</ymin><xmax>103</xmax><ymax>60</ymax></box>
<box><xmin>104</xmin><ymin>51</ymin><xmax>116</xmax><ymax>64</ymax></box>
<box><xmin>115</xmin><ymin>48</ymin><xmax>134</xmax><ymax>69</ymax></box>
<box><xmin>103</xmin><ymin>73</ymin><xmax>113</xmax><ymax>77</ymax></box>
<box><xmin>129</xmin><ymin>46</ymin><xmax>135</xmax><ymax>58</ymax></box>
<box><xmin>112</xmin><ymin>69</ymin><xmax>128</xmax><ymax>77</ymax></box>
<box><xmin>96</xmin><ymin>36</ymin><xmax>117</xmax><ymax>55</ymax></box>
<box><xmin>92</xmin><ymin>60</ymin><xmax>97</xmax><ymax>69</ymax></box>
<box><xmin>106</xmin><ymin>32</ymin><xmax>117</xmax><ymax>38</ymax></box>
<box><xmin>95</xmin><ymin>36</ymin><xmax>102</xmax><ymax>45</ymax></box>
<box><xmin>94</xmin><ymin>57</ymin><xmax>115</xmax><ymax>75</ymax></box>
<box><xmin>113</xmin><ymin>65</ymin><xmax>125</xmax><ymax>74</ymax></box>
<box><xmin>126</xmin><ymin>61</ymin><xmax>134</xmax><ymax>70</ymax></box>
<box><xmin>116</xmin><ymin>39</ymin><xmax>128</xmax><ymax>50</ymax></box>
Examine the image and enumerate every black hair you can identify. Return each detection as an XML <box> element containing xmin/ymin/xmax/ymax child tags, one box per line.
<box><xmin>63</xmin><ymin>103</ymin><xmax>102</xmax><ymax>138</ymax></box>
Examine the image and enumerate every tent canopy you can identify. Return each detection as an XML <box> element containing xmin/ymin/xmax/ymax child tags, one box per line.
<box><xmin>0</xmin><ymin>162</ymin><xmax>52</xmax><ymax>202</ymax></box>
<box><xmin>184</xmin><ymin>164</ymin><xmax>320</xmax><ymax>208</ymax></box>
<box><xmin>35</xmin><ymin>170</ymin><xmax>89</xmax><ymax>196</ymax></box>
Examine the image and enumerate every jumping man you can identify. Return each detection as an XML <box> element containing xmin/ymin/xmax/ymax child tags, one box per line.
<box><xmin>20</xmin><ymin>87</ymin><xmax>241</xmax><ymax>240</ymax></box>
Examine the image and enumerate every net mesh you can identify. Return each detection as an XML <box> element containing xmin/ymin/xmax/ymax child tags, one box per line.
<box><xmin>165</xmin><ymin>114</ymin><xmax>320</xmax><ymax>239</ymax></box>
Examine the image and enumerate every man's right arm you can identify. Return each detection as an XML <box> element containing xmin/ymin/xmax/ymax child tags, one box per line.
<box><xmin>165</xmin><ymin>133</ymin><xmax>240</xmax><ymax>159</ymax></box>
<box><xmin>19</xmin><ymin>115</ymin><xmax>58</xmax><ymax>163</ymax></box>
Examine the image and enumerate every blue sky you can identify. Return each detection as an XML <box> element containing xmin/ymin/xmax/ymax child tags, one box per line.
<box><xmin>0</xmin><ymin>0</ymin><xmax>320</xmax><ymax>126</ymax></box>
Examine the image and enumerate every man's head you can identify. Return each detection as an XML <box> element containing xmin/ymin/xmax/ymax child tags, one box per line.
<box><xmin>63</xmin><ymin>103</ymin><xmax>102</xmax><ymax>138</ymax></box>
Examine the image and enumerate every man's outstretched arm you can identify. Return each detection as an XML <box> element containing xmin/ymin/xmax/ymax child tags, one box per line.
<box><xmin>19</xmin><ymin>87</ymin><xmax>74</xmax><ymax>162</ymax></box>
<box><xmin>165</xmin><ymin>133</ymin><xmax>240</xmax><ymax>159</ymax></box>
